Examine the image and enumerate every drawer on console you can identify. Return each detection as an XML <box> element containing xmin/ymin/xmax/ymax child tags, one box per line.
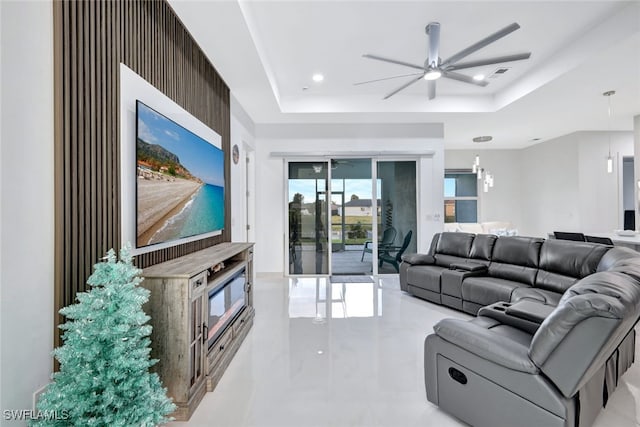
<box><xmin>207</xmin><ymin>327</ymin><xmax>233</xmax><ymax>368</ymax></box>
<box><xmin>189</xmin><ymin>272</ymin><xmax>207</xmax><ymax>296</ymax></box>
<box><xmin>232</xmin><ymin>309</ymin><xmax>251</xmax><ymax>335</ymax></box>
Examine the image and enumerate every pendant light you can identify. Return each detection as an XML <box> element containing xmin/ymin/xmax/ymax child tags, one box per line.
<box><xmin>471</xmin><ymin>154</ymin><xmax>493</xmax><ymax>193</ymax></box>
<box><xmin>471</xmin><ymin>137</ymin><xmax>494</xmax><ymax>192</ymax></box>
<box><xmin>603</xmin><ymin>90</ymin><xmax>615</xmax><ymax>174</ymax></box>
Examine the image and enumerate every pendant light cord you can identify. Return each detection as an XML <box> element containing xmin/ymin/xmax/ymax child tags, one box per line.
<box><xmin>608</xmin><ymin>93</ymin><xmax>612</xmax><ymax>157</ymax></box>
<box><xmin>603</xmin><ymin>90</ymin><xmax>615</xmax><ymax>158</ymax></box>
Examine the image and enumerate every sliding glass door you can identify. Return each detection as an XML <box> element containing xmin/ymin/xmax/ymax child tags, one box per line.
<box><xmin>376</xmin><ymin>161</ymin><xmax>417</xmax><ymax>273</ymax></box>
<box><xmin>287</xmin><ymin>158</ymin><xmax>417</xmax><ymax>276</ymax></box>
<box><xmin>288</xmin><ymin>162</ymin><xmax>329</xmax><ymax>275</ymax></box>
<box><xmin>330</xmin><ymin>159</ymin><xmax>373</xmax><ymax>275</ymax></box>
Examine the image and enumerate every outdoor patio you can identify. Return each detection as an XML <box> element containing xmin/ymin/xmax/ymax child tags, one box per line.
<box><xmin>331</xmin><ymin>244</ymin><xmax>399</xmax><ymax>275</ymax></box>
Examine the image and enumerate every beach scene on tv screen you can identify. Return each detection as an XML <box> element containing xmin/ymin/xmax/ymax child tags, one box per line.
<box><xmin>136</xmin><ymin>101</ymin><xmax>224</xmax><ymax>248</ymax></box>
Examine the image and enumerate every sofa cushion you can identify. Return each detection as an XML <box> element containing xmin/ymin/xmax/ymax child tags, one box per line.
<box><xmin>487</xmin><ymin>236</ymin><xmax>543</xmax><ymax>285</ymax></box>
<box><xmin>434</xmin><ymin>254</ymin><xmax>472</xmax><ymax>268</ymax></box>
<box><xmin>481</xmin><ymin>221</ymin><xmax>514</xmax><ymax>234</ymax></box>
<box><xmin>491</xmin><ymin>236</ymin><xmax>543</xmax><ymax>266</ymax></box>
<box><xmin>597</xmin><ymin>246</ymin><xmax>640</xmax><ymax>272</ymax></box>
<box><xmin>458</xmin><ymin>223</ymin><xmax>484</xmax><ymax>234</ymax></box>
<box><xmin>558</xmin><ymin>271</ymin><xmax>640</xmax><ymax>309</ymax></box>
<box><xmin>534</xmin><ymin>271</ymin><xmax>578</xmax><ymax>295</ymax></box>
<box><xmin>435</xmin><ymin>232</ymin><xmax>475</xmax><ymax>258</ymax></box>
<box><xmin>443</xmin><ymin>223</ymin><xmax>459</xmax><ymax>232</ymax></box>
<box><xmin>407</xmin><ymin>265</ymin><xmax>447</xmax><ymax>293</ymax></box>
<box><xmin>510</xmin><ymin>287</ymin><xmax>562</xmax><ymax>306</ymax></box>
<box><xmin>469</xmin><ymin>234</ymin><xmax>498</xmax><ymax>262</ymax></box>
<box><xmin>608</xmin><ymin>262</ymin><xmax>640</xmax><ymax>282</ymax></box>
<box><xmin>535</xmin><ymin>240</ymin><xmax>609</xmax><ymax>293</ymax></box>
<box><xmin>462</xmin><ymin>276</ymin><xmax>530</xmax><ymax>306</ymax></box>
<box><xmin>433</xmin><ymin>317</ymin><xmax>537</xmax><ymax>373</ymax></box>
<box><xmin>487</xmin><ymin>262</ymin><xmax>539</xmax><ymax>286</ymax></box>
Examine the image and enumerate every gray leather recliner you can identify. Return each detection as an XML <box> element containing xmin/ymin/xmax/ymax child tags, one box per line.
<box><xmin>424</xmin><ymin>250</ymin><xmax>640</xmax><ymax>427</ymax></box>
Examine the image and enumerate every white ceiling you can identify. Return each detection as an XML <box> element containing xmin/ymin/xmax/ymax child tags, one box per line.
<box><xmin>169</xmin><ymin>0</ymin><xmax>640</xmax><ymax>149</ymax></box>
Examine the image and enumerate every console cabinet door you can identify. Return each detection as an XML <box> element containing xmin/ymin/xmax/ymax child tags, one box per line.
<box><xmin>189</xmin><ymin>274</ymin><xmax>207</xmax><ymax>392</ymax></box>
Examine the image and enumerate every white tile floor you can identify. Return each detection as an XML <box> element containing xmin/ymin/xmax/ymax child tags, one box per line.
<box><xmin>170</xmin><ymin>275</ymin><xmax>640</xmax><ymax>427</ymax></box>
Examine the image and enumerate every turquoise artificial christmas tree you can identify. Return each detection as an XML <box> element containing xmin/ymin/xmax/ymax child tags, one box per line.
<box><xmin>32</xmin><ymin>245</ymin><xmax>176</xmax><ymax>426</ymax></box>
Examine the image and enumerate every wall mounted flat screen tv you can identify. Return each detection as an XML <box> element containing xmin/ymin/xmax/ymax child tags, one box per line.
<box><xmin>135</xmin><ymin>100</ymin><xmax>224</xmax><ymax>248</ymax></box>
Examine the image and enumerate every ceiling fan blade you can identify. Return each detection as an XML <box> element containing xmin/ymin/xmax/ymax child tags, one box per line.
<box><xmin>441</xmin><ymin>23</ymin><xmax>521</xmax><ymax>67</ymax></box>
<box><xmin>426</xmin><ymin>22</ymin><xmax>440</xmax><ymax>68</ymax></box>
<box><xmin>427</xmin><ymin>80</ymin><xmax>436</xmax><ymax>100</ymax></box>
<box><xmin>445</xmin><ymin>53</ymin><xmax>531</xmax><ymax>71</ymax></box>
<box><xmin>383</xmin><ymin>74</ymin><xmax>425</xmax><ymax>99</ymax></box>
<box><xmin>362</xmin><ymin>54</ymin><xmax>425</xmax><ymax>71</ymax></box>
<box><xmin>442</xmin><ymin>70</ymin><xmax>489</xmax><ymax>87</ymax></box>
<box><xmin>353</xmin><ymin>72</ymin><xmax>424</xmax><ymax>86</ymax></box>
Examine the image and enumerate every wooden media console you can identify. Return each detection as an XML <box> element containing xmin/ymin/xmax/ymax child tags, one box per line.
<box><xmin>141</xmin><ymin>242</ymin><xmax>255</xmax><ymax>420</ymax></box>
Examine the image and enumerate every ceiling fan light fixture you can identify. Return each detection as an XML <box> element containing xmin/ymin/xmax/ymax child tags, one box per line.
<box><xmin>423</xmin><ymin>69</ymin><xmax>442</xmax><ymax>80</ymax></box>
<box><xmin>360</xmin><ymin>22</ymin><xmax>529</xmax><ymax>100</ymax></box>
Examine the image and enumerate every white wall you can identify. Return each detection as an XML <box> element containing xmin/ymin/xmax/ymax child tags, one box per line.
<box><xmin>522</xmin><ymin>131</ymin><xmax>632</xmax><ymax>237</ymax></box>
<box><xmin>1</xmin><ymin>0</ymin><xmax>54</xmax><ymax>419</ymax></box>
<box><xmin>576</xmin><ymin>131</ymin><xmax>633</xmax><ymax>233</ymax></box>
<box><xmin>519</xmin><ymin>134</ymin><xmax>581</xmax><ymax>237</ymax></box>
<box><xmin>446</xmin><ymin>131</ymin><xmax>634</xmax><ymax>238</ymax></box>
<box><xmin>230</xmin><ymin>96</ymin><xmax>256</xmax><ymax>243</ymax></box>
<box><xmin>0</xmin><ymin>0</ymin><xmax>3</xmax><ymax>411</ymax></box>
<box><xmin>253</xmin><ymin>129</ymin><xmax>444</xmax><ymax>274</ymax></box>
<box><xmin>634</xmin><ymin>115</ymin><xmax>640</xmax><ymax>229</ymax></box>
<box><xmin>445</xmin><ymin>150</ymin><xmax>523</xmax><ymax>229</ymax></box>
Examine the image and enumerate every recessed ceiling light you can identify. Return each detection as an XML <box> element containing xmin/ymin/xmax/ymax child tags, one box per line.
<box><xmin>473</xmin><ymin>74</ymin><xmax>485</xmax><ymax>81</ymax></box>
<box><xmin>312</xmin><ymin>73</ymin><xmax>324</xmax><ymax>82</ymax></box>
<box><xmin>472</xmin><ymin>136</ymin><xmax>493</xmax><ymax>143</ymax></box>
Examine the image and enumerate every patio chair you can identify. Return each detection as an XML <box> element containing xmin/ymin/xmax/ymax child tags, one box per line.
<box><xmin>361</xmin><ymin>227</ymin><xmax>396</xmax><ymax>262</ymax></box>
<box><xmin>378</xmin><ymin>230</ymin><xmax>413</xmax><ymax>273</ymax></box>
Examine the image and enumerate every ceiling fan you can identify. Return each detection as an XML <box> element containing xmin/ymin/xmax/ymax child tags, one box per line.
<box><xmin>357</xmin><ymin>22</ymin><xmax>531</xmax><ymax>100</ymax></box>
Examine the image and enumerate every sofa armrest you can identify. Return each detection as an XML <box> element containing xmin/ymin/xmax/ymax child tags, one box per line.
<box><xmin>401</xmin><ymin>253</ymin><xmax>435</xmax><ymax>265</ymax></box>
<box><xmin>479</xmin><ymin>302</ymin><xmax>548</xmax><ymax>335</ymax></box>
<box><xmin>450</xmin><ymin>262</ymin><xmax>487</xmax><ymax>273</ymax></box>
<box><xmin>506</xmin><ymin>300</ymin><xmax>555</xmax><ymax>324</ymax></box>
<box><xmin>433</xmin><ymin>318</ymin><xmax>539</xmax><ymax>374</ymax></box>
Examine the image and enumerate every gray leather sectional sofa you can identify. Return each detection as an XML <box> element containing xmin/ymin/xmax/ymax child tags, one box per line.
<box><xmin>399</xmin><ymin>232</ymin><xmax>640</xmax><ymax>427</ymax></box>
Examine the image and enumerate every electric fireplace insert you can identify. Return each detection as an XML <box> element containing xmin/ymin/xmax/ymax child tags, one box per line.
<box><xmin>207</xmin><ymin>267</ymin><xmax>246</xmax><ymax>349</ymax></box>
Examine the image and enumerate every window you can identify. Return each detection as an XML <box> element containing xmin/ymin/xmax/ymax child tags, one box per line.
<box><xmin>444</xmin><ymin>171</ymin><xmax>478</xmax><ymax>223</ymax></box>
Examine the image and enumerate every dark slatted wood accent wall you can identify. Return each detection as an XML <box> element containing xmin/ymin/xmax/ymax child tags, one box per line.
<box><xmin>53</xmin><ymin>0</ymin><xmax>230</xmax><ymax>334</ymax></box>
